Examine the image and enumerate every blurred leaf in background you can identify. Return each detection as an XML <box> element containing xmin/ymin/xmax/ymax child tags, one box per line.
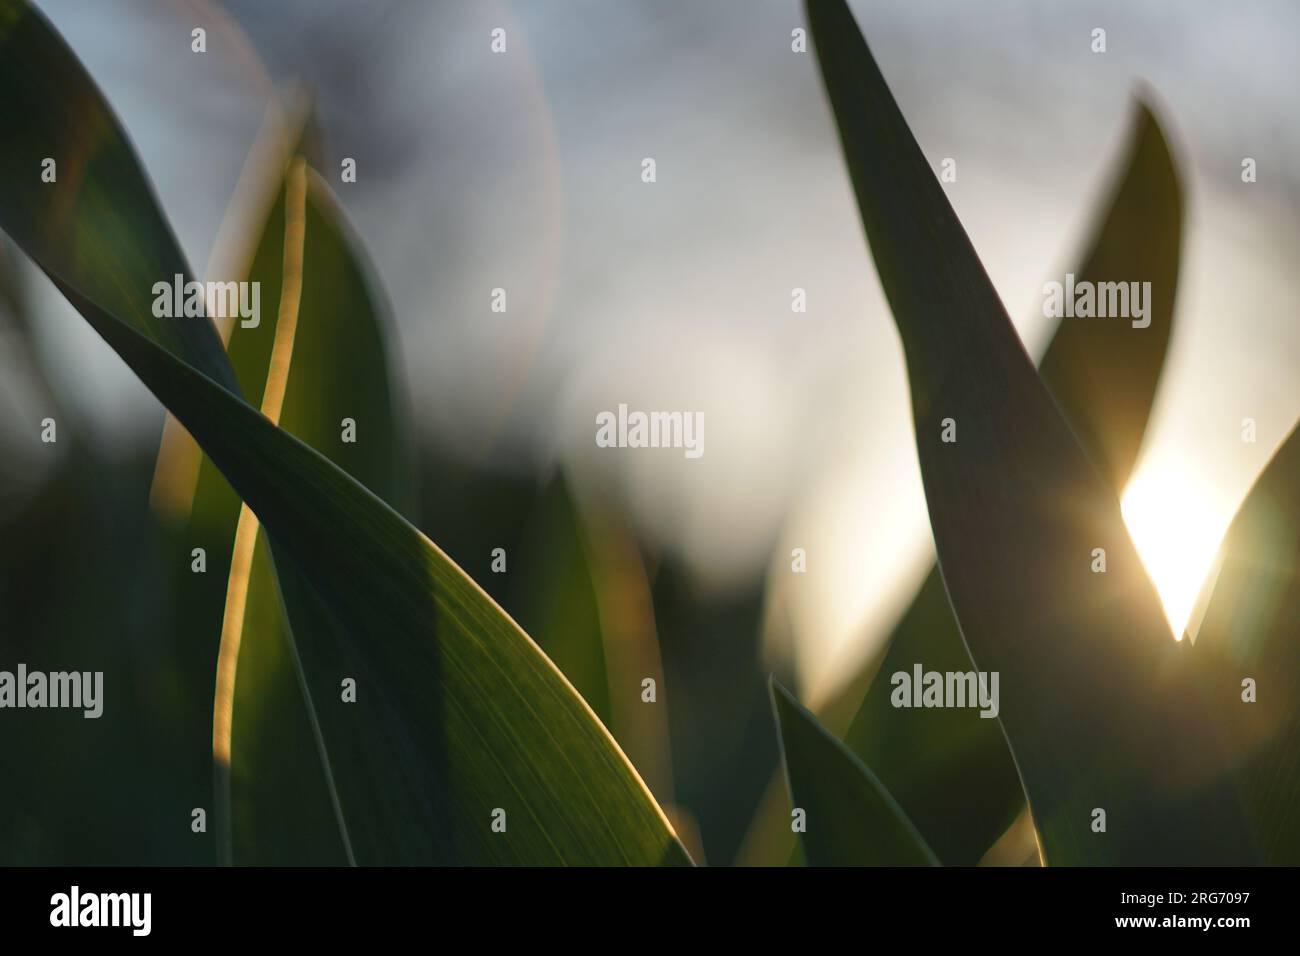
<box><xmin>508</xmin><ymin>476</ymin><xmax>679</xmax><ymax>817</ymax></box>
<box><xmin>508</xmin><ymin>474</ymin><xmax>611</xmax><ymax>725</ymax></box>
<box><xmin>651</xmin><ymin>559</ymin><xmax>786</xmax><ymax>865</ymax></box>
<box><xmin>1189</xmin><ymin>422</ymin><xmax>1300</xmax><ymax>863</ymax></box>
<box><xmin>0</xmin><ymin>230</ymin><xmax>206</xmax><ymax>863</ymax></box>
<box><xmin>150</xmin><ymin>103</ymin><xmax>422</xmax><ymax>864</ymax></box>
<box><xmin>223</xmin><ymin>154</ymin><xmax>418</xmax><ymax>865</ymax></box>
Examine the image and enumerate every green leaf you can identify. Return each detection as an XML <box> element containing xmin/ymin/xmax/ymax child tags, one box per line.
<box><xmin>835</xmin><ymin>571</ymin><xmax>1019</xmax><ymax>864</ymax></box>
<box><xmin>831</xmin><ymin>102</ymin><xmax>1184</xmax><ymax>865</ymax></box>
<box><xmin>1036</xmin><ymin>102</ymin><xmax>1182</xmax><ymax>492</ymax></box>
<box><xmin>211</xmin><ymin>140</ymin><xmax>420</xmax><ymax>865</ymax></box>
<box><xmin>652</xmin><ymin>558</ymin><xmax>777</xmax><ymax>864</ymax></box>
<box><xmin>807</xmin><ymin>0</ymin><xmax>1253</xmax><ymax>864</ymax></box>
<box><xmin>0</xmin><ymin>0</ymin><xmax>237</xmax><ymax>396</ymax></box>
<box><xmin>150</xmin><ymin>118</ymin><xmax>411</xmax><ymax>866</ymax></box>
<box><xmin>509</xmin><ymin>474</ymin><xmax>612</xmax><ymax>725</ymax></box>
<box><xmin>0</xmin><ymin>0</ymin><xmax>689</xmax><ymax>866</ymax></box>
<box><xmin>507</xmin><ymin>477</ymin><xmax>683</xmax><ymax>818</ymax></box>
<box><xmin>771</xmin><ymin>680</ymin><xmax>938</xmax><ymax>866</ymax></box>
<box><xmin>1189</xmin><ymin>422</ymin><xmax>1300</xmax><ymax>863</ymax></box>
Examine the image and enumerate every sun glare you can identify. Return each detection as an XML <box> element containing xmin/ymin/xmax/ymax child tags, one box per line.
<box><xmin>1120</xmin><ymin>461</ymin><xmax>1232</xmax><ymax>639</ymax></box>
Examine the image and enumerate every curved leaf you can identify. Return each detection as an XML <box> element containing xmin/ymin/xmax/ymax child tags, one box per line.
<box><xmin>0</xmin><ymin>0</ymin><xmax>237</xmax><ymax>395</ymax></box>
<box><xmin>0</xmin><ymin>0</ymin><xmax>689</xmax><ymax>866</ymax></box>
<box><xmin>213</xmin><ymin>147</ymin><xmax>420</xmax><ymax>865</ymax></box>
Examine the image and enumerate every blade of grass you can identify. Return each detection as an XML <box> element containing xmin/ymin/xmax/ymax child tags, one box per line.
<box><xmin>213</xmin><ymin>154</ymin><xmax>377</xmax><ymax>866</ymax></box>
<box><xmin>771</xmin><ymin>679</ymin><xmax>938</xmax><ymax>866</ymax></box>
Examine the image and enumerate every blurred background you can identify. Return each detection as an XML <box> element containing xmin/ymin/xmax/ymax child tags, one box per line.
<box><xmin>2</xmin><ymin>0</ymin><xmax>1298</xmax><ymax>865</ymax></box>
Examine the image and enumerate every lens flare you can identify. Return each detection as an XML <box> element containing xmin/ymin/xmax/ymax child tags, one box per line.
<box><xmin>1121</xmin><ymin>460</ymin><xmax>1233</xmax><ymax>639</ymax></box>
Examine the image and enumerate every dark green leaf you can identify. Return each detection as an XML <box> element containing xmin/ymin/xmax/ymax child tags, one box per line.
<box><xmin>771</xmin><ymin>680</ymin><xmax>938</xmax><ymax>866</ymax></box>
<box><xmin>652</xmin><ymin>559</ymin><xmax>777</xmax><ymax>864</ymax></box>
<box><xmin>1189</xmin><ymin>422</ymin><xmax>1300</xmax><ymax>863</ymax></box>
<box><xmin>509</xmin><ymin>474</ymin><xmax>611</xmax><ymax>725</ymax></box>
<box><xmin>832</xmin><ymin>102</ymin><xmax>1183</xmax><ymax>864</ymax></box>
<box><xmin>807</xmin><ymin>0</ymin><xmax>1252</xmax><ymax>864</ymax></box>
<box><xmin>0</xmin><ymin>0</ymin><xmax>237</xmax><ymax>395</ymax></box>
<box><xmin>507</xmin><ymin>478</ymin><xmax>682</xmax><ymax>816</ymax></box>
<box><xmin>216</xmin><ymin>152</ymin><xmax>420</xmax><ymax>865</ymax></box>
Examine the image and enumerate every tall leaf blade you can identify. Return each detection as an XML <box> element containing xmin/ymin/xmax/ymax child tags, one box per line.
<box><xmin>214</xmin><ymin>153</ymin><xmax>420</xmax><ymax>865</ymax></box>
<box><xmin>807</xmin><ymin>0</ymin><xmax>1252</xmax><ymax>864</ymax></box>
<box><xmin>772</xmin><ymin>680</ymin><xmax>938</xmax><ymax>866</ymax></box>
<box><xmin>834</xmin><ymin>103</ymin><xmax>1183</xmax><ymax>864</ymax></box>
<box><xmin>1037</xmin><ymin>103</ymin><xmax>1181</xmax><ymax>491</ymax></box>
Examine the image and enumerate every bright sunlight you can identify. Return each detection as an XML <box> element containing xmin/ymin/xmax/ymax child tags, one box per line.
<box><xmin>1120</xmin><ymin>458</ymin><xmax>1233</xmax><ymax>639</ymax></box>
